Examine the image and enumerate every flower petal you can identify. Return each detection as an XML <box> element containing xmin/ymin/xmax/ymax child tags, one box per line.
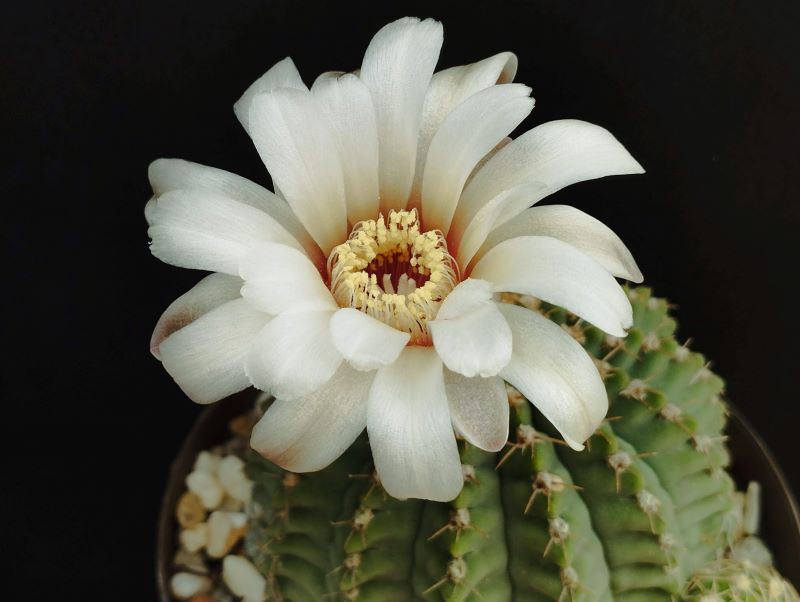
<box><xmin>239</xmin><ymin>243</ymin><xmax>336</xmax><ymax>315</ymax></box>
<box><xmin>233</xmin><ymin>57</ymin><xmax>307</xmax><ymax>135</ymax></box>
<box><xmin>455</xmin><ymin>119</ymin><xmax>644</xmax><ymax>234</ymax></box>
<box><xmin>421</xmin><ymin>83</ymin><xmax>534</xmax><ymax>234</ymax></box>
<box><xmin>311</xmin><ymin>74</ymin><xmax>380</xmax><ymax>224</ymax></box>
<box><xmin>151</xmin><ymin>273</ymin><xmax>243</xmax><ymax>359</ymax></box>
<box><xmin>250</xmin><ymin>364</ymin><xmax>373</xmax><ymax>472</ymax></box>
<box><xmin>454</xmin><ymin>183</ymin><xmax>545</xmax><ymax>268</ymax></box>
<box><xmin>249</xmin><ymin>88</ymin><xmax>347</xmax><ymax>254</ymax></box>
<box><xmin>147</xmin><ymin>158</ymin><xmax>321</xmax><ymax>266</ymax></box>
<box><xmin>312</xmin><ymin>71</ymin><xmax>346</xmax><ymax>87</ymax></box>
<box><xmin>367</xmin><ymin>347</ymin><xmax>462</xmax><ymax>501</ymax></box>
<box><xmin>445</xmin><ymin>370</ymin><xmax>509</xmax><ymax>452</ymax></box>
<box><xmin>330</xmin><ymin>308</ymin><xmax>410</xmax><ymax>371</ymax></box>
<box><xmin>497</xmin><ymin>302</ymin><xmax>608</xmax><ymax>450</ymax></box>
<box><xmin>159</xmin><ymin>298</ymin><xmax>270</xmax><ymax>404</ymax></box>
<box><xmin>476</xmin><ymin>205</ymin><xmax>643</xmax><ymax>282</ymax></box>
<box><xmin>360</xmin><ymin>17</ymin><xmax>443</xmax><ymax>210</ymax></box>
<box><xmin>412</xmin><ymin>52</ymin><xmax>517</xmax><ymax>199</ymax></box>
<box><xmin>245</xmin><ymin>310</ymin><xmax>342</xmax><ymax>401</ymax></box>
<box><xmin>471</xmin><ymin>236</ymin><xmax>632</xmax><ymax>336</ymax></box>
<box><xmin>147</xmin><ymin>189</ymin><xmax>304</xmax><ymax>275</ymax></box>
<box><xmin>430</xmin><ymin>278</ymin><xmax>512</xmax><ymax>377</ymax></box>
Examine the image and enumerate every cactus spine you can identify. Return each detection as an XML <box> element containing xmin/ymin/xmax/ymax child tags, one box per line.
<box><xmin>241</xmin><ymin>287</ymin><xmax>798</xmax><ymax>601</ymax></box>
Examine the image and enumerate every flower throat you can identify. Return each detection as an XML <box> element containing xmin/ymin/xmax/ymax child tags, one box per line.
<box><xmin>328</xmin><ymin>209</ymin><xmax>458</xmax><ymax>344</ymax></box>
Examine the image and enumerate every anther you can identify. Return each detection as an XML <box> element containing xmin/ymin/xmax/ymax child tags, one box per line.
<box><xmin>329</xmin><ymin>209</ymin><xmax>458</xmax><ymax>344</ymax></box>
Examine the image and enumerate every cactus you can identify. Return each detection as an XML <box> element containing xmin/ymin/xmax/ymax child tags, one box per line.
<box><xmin>684</xmin><ymin>559</ymin><xmax>799</xmax><ymax>601</ymax></box>
<box><xmin>237</xmin><ymin>287</ymin><xmax>797</xmax><ymax>601</ymax></box>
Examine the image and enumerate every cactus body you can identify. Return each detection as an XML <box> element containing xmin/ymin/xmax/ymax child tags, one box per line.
<box><xmin>241</xmin><ymin>288</ymin><xmax>797</xmax><ymax>601</ymax></box>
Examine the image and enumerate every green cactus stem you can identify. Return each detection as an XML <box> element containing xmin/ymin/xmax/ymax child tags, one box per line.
<box><xmin>240</xmin><ymin>287</ymin><xmax>797</xmax><ymax>601</ymax></box>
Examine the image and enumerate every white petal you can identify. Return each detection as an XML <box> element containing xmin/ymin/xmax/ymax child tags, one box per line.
<box><xmin>456</xmin><ymin>119</ymin><xmax>645</xmax><ymax>232</ymax></box>
<box><xmin>444</xmin><ymin>370</ymin><xmax>509</xmax><ymax>452</ymax></box>
<box><xmin>311</xmin><ymin>74</ymin><xmax>380</xmax><ymax>224</ymax></box>
<box><xmin>360</xmin><ymin>17</ymin><xmax>443</xmax><ymax>210</ymax></box>
<box><xmin>412</xmin><ymin>52</ymin><xmax>518</xmax><ymax>199</ymax></box>
<box><xmin>476</xmin><ymin>205</ymin><xmax>643</xmax><ymax>281</ymax></box>
<box><xmin>245</xmin><ymin>310</ymin><xmax>342</xmax><ymax>401</ymax></box>
<box><xmin>430</xmin><ymin>279</ymin><xmax>512</xmax><ymax>377</ymax></box>
<box><xmin>151</xmin><ymin>273</ymin><xmax>243</xmax><ymax>359</ymax></box>
<box><xmin>471</xmin><ymin>236</ymin><xmax>632</xmax><ymax>336</ymax></box>
<box><xmin>421</xmin><ymin>83</ymin><xmax>534</xmax><ymax>234</ymax></box>
<box><xmin>434</xmin><ymin>278</ymin><xmax>494</xmax><ymax>320</ymax></box>
<box><xmin>159</xmin><ymin>298</ymin><xmax>270</xmax><ymax>404</ymax></box>
<box><xmin>454</xmin><ymin>183</ymin><xmax>545</xmax><ymax>268</ymax></box>
<box><xmin>312</xmin><ymin>70</ymin><xmax>346</xmax><ymax>87</ymax></box>
<box><xmin>144</xmin><ymin>196</ymin><xmax>157</xmax><ymax>226</ymax></box>
<box><xmin>330</xmin><ymin>308</ymin><xmax>410</xmax><ymax>371</ymax></box>
<box><xmin>249</xmin><ymin>88</ymin><xmax>347</xmax><ymax>254</ymax></box>
<box><xmin>234</xmin><ymin>57</ymin><xmax>307</xmax><ymax>135</ymax></box>
<box><xmin>239</xmin><ymin>243</ymin><xmax>336</xmax><ymax>315</ymax></box>
<box><xmin>148</xmin><ymin>189</ymin><xmax>304</xmax><ymax>275</ymax></box>
<box><xmin>497</xmin><ymin>303</ymin><xmax>608</xmax><ymax>450</ymax></box>
<box><xmin>367</xmin><ymin>347</ymin><xmax>462</xmax><ymax>501</ymax></box>
<box><xmin>148</xmin><ymin>158</ymin><xmax>321</xmax><ymax>266</ymax></box>
<box><xmin>250</xmin><ymin>364</ymin><xmax>373</xmax><ymax>472</ymax></box>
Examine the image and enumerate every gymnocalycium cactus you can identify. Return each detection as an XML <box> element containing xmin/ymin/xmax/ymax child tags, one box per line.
<box><xmin>240</xmin><ymin>288</ymin><xmax>799</xmax><ymax>601</ymax></box>
<box><xmin>148</xmin><ymin>16</ymin><xmax>798</xmax><ymax>602</ymax></box>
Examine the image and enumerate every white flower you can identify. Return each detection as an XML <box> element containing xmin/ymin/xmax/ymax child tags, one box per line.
<box><xmin>147</xmin><ymin>17</ymin><xmax>644</xmax><ymax>502</ymax></box>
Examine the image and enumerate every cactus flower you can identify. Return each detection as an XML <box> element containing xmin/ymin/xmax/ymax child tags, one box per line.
<box><xmin>148</xmin><ymin>17</ymin><xmax>643</xmax><ymax>501</ymax></box>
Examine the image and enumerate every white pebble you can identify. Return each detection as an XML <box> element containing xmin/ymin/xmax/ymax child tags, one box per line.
<box><xmin>218</xmin><ymin>455</ymin><xmax>254</xmax><ymax>503</ymax></box>
<box><xmin>193</xmin><ymin>450</ymin><xmax>221</xmax><ymax>475</ymax></box>
<box><xmin>179</xmin><ymin>522</ymin><xmax>208</xmax><ymax>553</ymax></box>
<box><xmin>186</xmin><ymin>470</ymin><xmax>225</xmax><ymax>510</ymax></box>
<box><xmin>223</xmin><ymin>555</ymin><xmax>267</xmax><ymax>602</ymax></box>
<box><xmin>170</xmin><ymin>572</ymin><xmax>211</xmax><ymax>600</ymax></box>
<box><xmin>207</xmin><ymin>511</ymin><xmax>247</xmax><ymax>558</ymax></box>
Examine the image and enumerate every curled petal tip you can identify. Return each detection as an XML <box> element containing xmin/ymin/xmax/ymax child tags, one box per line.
<box><xmin>564</xmin><ymin>436</ymin><xmax>586</xmax><ymax>452</ymax></box>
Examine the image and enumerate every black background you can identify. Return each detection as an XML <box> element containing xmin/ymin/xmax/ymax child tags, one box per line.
<box><xmin>3</xmin><ymin>1</ymin><xmax>799</xmax><ymax>598</ymax></box>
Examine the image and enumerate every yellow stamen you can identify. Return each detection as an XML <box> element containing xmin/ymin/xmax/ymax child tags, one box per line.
<box><xmin>328</xmin><ymin>209</ymin><xmax>458</xmax><ymax>344</ymax></box>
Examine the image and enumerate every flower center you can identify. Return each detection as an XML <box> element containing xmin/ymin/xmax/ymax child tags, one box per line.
<box><xmin>328</xmin><ymin>209</ymin><xmax>458</xmax><ymax>344</ymax></box>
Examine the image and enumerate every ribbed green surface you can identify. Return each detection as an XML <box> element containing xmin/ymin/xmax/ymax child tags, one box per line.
<box><xmin>243</xmin><ymin>288</ymin><xmax>750</xmax><ymax>601</ymax></box>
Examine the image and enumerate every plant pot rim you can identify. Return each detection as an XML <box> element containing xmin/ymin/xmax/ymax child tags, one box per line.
<box><xmin>155</xmin><ymin>395</ymin><xmax>800</xmax><ymax>600</ymax></box>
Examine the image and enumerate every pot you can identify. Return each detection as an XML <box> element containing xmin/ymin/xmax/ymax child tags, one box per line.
<box><xmin>155</xmin><ymin>396</ymin><xmax>800</xmax><ymax>600</ymax></box>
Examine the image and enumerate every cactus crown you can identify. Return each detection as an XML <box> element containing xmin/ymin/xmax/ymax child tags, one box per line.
<box><xmin>211</xmin><ymin>287</ymin><xmax>797</xmax><ymax>601</ymax></box>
